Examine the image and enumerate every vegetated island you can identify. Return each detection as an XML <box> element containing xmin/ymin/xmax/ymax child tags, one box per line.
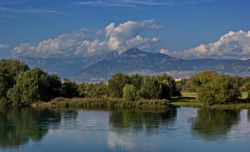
<box><xmin>0</xmin><ymin>59</ymin><xmax>250</xmax><ymax>110</ymax></box>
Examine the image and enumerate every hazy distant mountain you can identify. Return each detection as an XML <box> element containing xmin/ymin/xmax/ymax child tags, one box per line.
<box><xmin>18</xmin><ymin>51</ymin><xmax>119</xmax><ymax>78</ymax></box>
<box><xmin>73</xmin><ymin>48</ymin><xmax>250</xmax><ymax>82</ymax></box>
<box><xmin>18</xmin><ymin>48</ymin><xmax>250</xmax><ymax>82</ymax></box>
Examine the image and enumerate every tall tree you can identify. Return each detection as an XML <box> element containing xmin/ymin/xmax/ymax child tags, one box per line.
<box><xmin>60</xmin><ymin>78</ymin><xmax>79</xmax><ymax>98</ymax></box>
<box><xmin>108</xmin><ymin>73</ymin><xmax>130</xmax><ymax>98</ymax></box>
<box><xmin>0</xmin><ymin>60</ymin><xmax>29</xmax><ymax>101</ymax></box>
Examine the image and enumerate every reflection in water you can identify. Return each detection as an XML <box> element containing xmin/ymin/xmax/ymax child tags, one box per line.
<box><xmin>0</xmin><ymin>107</ymin><xmax>63</xmax><ymax>148</ymax></box>
<box><xmin>1</xmin><ymin>107</ymin><xmax>250</xmax><ymax>152</ymax></box>
<box><xmin>191</xmin><ymin>109</ymin><xmax>240</xmax><ymax>140</ymax></box>
<box><xmin>108</xmin><ymin>107</ymin><xmax>177</xmax><ymax>151</ymax></box>
<box><xmin>109</xmin><ymin>107</ymin><xmax>177</xmax><ymax>134</ymax></box>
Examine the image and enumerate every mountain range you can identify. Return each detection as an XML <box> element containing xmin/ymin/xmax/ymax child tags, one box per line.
<box><xmin>18</xmin><ymin>48</ymin><xmax>250</xmax><ymax>82</ymax></box>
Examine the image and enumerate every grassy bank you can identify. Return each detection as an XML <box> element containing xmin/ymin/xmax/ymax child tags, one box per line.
<box><xmin>32</xmin><ymin>97</ymin><xmax>169</xmax><ymax>110</ymax></box>
<box><xmin>170</xmin><ymin>92</ymin><xmax>250</xmax><ymax>110</ymax></box>
<box><xmin>31</xmin><ymin>91</ymin><xmax>250</xmax><ymax>110</ymax></box>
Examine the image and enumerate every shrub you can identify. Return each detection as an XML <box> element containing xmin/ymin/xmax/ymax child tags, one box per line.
<box><xmin>108</xmin><ymin>73</ymin><xmax>130</xmax><ymax>98</ymax></box>
<box><xmin>123</xmin><ymin>84</ymin><xmax>136</xmax><ymax>101</ymax></box>
<box><xmin>197</xmin><ymin>75</ymin><xmax>240</xmax><ymax>106</ymax></box>
<box><xmin>0</xmin><ymin>60</ymin><xmax>29</xmax><ymax>101</ymax></box>
<box><xmin>7</xmin><ymin>68</ymin><xmax>63</xmax><ymax>104</ymax></box>
<box><xmin>139</xmin><ymin>77</ymin><xmax>162</xmax><ymax>99</ymax></box>
<box><xmin>61</xmin><ymin>78</ymin><xmax>79</xmax><ymax>98</ymax></box>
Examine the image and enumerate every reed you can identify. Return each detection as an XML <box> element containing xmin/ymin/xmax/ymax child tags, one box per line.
<box><xmin>32</xmin><ymin>97</ymin><xmax>169</xmax><ymax>109</ymax></box>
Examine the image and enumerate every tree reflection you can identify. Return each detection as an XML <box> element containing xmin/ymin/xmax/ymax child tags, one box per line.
<box><xmin>0</xmin><ymin>107</ymin><xmax>62</xmax><ymax>148</ymax></box>
<box><xmin>191</xmin><ymin>109</ymin><xmax>240</xmax><ymax>140</ymax></box>
<box><xmin>109</xmin><ymin>107</ymin><xmax>177</xmax><ymax>134</ymax></box>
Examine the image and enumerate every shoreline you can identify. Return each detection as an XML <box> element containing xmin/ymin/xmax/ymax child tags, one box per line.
<box><xmin>29</xmin><ymin>96</ymin><xmax>250</xmax><ymax>110</ymax></box>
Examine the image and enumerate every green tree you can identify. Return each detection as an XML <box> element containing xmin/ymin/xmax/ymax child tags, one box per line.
<box><xmin>197</xmin><ymin>75</ymin><xmax>240</xmax><ymax>105</ymax></box>
<box><xmin>47</xmin><ymin>74</ymin><xmax>62</xmax><ymax>99</ymax></box>
<box><xmin>0</xmin><ymin>60</ymin><xmax>29</xmax><ymax>101</ymax></box>
<box><xmin>108</xmin><ymin>73</ymin><xmax>130</xmax><ymax>98</ymax></box>
<box><xmin>130</xmin><ymin>74</ymin><xmax>144</xmax><ymax>91</ymax></box>
<box><xmin>188</xmin><ymin>71</ymin><xmax>220</xmax><ymax>92</ymax></box>
<box><xmin>139</xmin><ymin>77</ymin><xmax>162</xmax><ymax>99</ymax></box>
<box><xmin>80</xmin><ymin>83</ymin><xmax>109</xmax><ymax>98</ymax></box>
<box><xmin>123</xmin><ymin>84</ymin><xmax>136</xmax><ymax>101</ymax></box>
<box><xmin>61</xmin><ymin>78</ymin><xmax>79</xmax><ymax>98</ymax></box>
<box><xmin>7</xmin><ymin>68</ymin><xmax>50</xmax><ymax>104</ymax></box>
<box><xmin>157</xmin><ymin>74</ymin><xmax>181</xmax><ymax>97</ymax></box>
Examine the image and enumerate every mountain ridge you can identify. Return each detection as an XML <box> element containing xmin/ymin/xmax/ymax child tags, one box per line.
<box><xmin>18</xmin><ymin>48</ymin><xmax>250</xmax><ymax>82</ymax></box>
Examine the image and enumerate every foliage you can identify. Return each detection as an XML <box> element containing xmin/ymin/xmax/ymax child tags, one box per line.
<box><xmin>139</xmin><ymin>77</ymin><xmax>163</xmax><ymax>99</ymax></box>
<box><xmin>0</xmin><ymin>60</ymin><xmax>29</xmax><ymax>101</ymax></box>
<box><xmin>188</xmin><ymin>71</ymin><xmax>220</xmax><ymax>92</ymax></box>
<box><xmin>129</xmin><ymin>74</ymin><xmax>144</xmax><ymax>91</ymax></box>
<box><xmin>108</xmin><ymin>73</ymin><xmax>181</xmax><ymax>100</ymax></box>
<box><xmin>108</xmin><ymin>73</ymin><xmax>130</xmax><ymax>98</ymax></box>
<box><xmin>7</xmin><ymin>68</ymin><xmax>62</xmax><ymax>104</ymax></box>
<box><xmin>246</xmin><ymin>82</ymin><xmax>250</xmax><ymax>100</ymax></box>
<box><xmin>60</xmin><ymin>78</ymin><xmax>79</xmax><ymax>98</ymax></box>
<box><xmin>78</xmin><ymin>83</ymin><xmax>109</xmax><ymax>98</ymax></box>
<box><xmin>47</xmin><ymin>74</ymin><xmax>62</xmax><ymax>99</ymax></box>
<box><xmin>156</xmin><ymin>74</ymin><xmax>181</xmax><ymax>97</ymax></box>
<box><xmin>33</xmin><ymin>97</ymin><xmax>169</xmax><ymax>109</ymax></box>
<box><xmin>8</xmin><ymin>68</ymin><xmax>45</xmax><ymax>103</ymax></box>
<box><xmin>197</xmin><ymin>75</ymin><xmax>240</xmax><ymax>105</ymax></box>
<box><xmin>123</xmin><ymin>84</ymin><xmax>136</xmax><ymax>101</ymax></box>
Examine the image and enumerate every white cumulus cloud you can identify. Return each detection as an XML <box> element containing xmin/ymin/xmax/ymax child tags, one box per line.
<box><xmin>161</xmin><ymin>30</ymin><xmax>250</xmax><ymax>60</ymax></box>
<box><xmin>106</xmin><ymin>19</ymin><xmax>161</xmax><ymax>52</ymax></box>
<box><xmin>12</xmin><ymin>19</ymin><xmax>162</xmax><ymax>58</ymax></box>
<box><xmin>12</xmin><ymin>28</ymin><xmax>88</xmax><ymax>58</ymax></box>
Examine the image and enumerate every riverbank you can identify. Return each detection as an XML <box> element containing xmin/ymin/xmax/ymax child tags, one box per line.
<box><xmin>31</xmin><ymin>93</ymin><xmax>250</xmax><ymax>110</ymax></box>
<box><xmin>170</xmin><ymin>92</ymin><xmax>250</xmax><ymax>110</ymax></box>
<box><xmin>32</xmin><ymin>97</ymin><xmax>169</xmax><ymax>109</ymax></box>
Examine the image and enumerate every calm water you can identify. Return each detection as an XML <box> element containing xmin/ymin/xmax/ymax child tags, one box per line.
<box><xmin>0</xmin><ymin>107</ymin><xmax>250</xmax><ymax>152</ymax></box>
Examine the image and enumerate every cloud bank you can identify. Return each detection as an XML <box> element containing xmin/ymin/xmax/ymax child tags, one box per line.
<box><xmin>10</xmin><ymin>18</ymin><xmax>250</xmax><ymax>60</ymax></box>
<box><xmin>160</xmin><ymin>30</ymin><xmax>250</xmax><ymax>60</ymax></box>
<box><xmin>12</xmin><ymin>19</ymin><xmax>161</xmax><ymax>58</ymax></box>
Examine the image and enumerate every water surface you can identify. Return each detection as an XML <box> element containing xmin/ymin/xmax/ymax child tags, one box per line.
<box><xmin>0</xmin><ymin>107</ymin><xmax>250</xmax><ymax>152</ymax></box>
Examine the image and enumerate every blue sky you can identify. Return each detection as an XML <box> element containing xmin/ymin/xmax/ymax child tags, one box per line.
<box><xmin>0</xmin><ymin>0</ymin><xmax>250</xmax><ymax>59</ymax></box>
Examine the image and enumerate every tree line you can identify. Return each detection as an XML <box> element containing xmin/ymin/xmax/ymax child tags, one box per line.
<box><xmin>1</xmin><ymin>59</ymin><xmax>250</xmax><ymax>106</ymax></box>
<box><xmin>78</xmin><ymin>73</ymin><xmax>181</xmax><ymax>101</ymax></box>
<box><xmin>0</xmin><ymin>59</ymin><xmax>181</xmax><ymax>105</ymax></box>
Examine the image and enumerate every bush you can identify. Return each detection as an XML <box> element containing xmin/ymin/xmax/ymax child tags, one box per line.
<box><xmin>197</xmin><ymin>75</ymin><xmax>240</xmax><ymax>106</ymax></box>
<box><xmin>61</xmin><ymin>78</ymin><xmax>79</xmax><ymax>98</ymax></box>
<box><xmin>7</xmin><ymin>68</ymin><xmax>63</xmax><ymax>104</ymax></box>
<box><xmin>108</xmin><ymin>73</ymin><xmax>130</xmax><ymax>98</ymax></box>
<box><xmin>123</xmin><ymin>84</ymin><xmax>136</xmax><ymax>101</ymax></box>
<box><xmin>7</xmin><ymin>68</ymin><xmax>50</xmax><ymax>103</ymax></box>
<box><xmin>0</xmin><ymin>60</ymin><xmax>29</xmax><ymax>101</ymax></box>
<box><xmin>78</xmin><ymin>83</ymin><xmax>109</xmax><ymax>98</ymax></box>
<box><xmin>187</xmin><ymin>71</ymin><xmax>220</xmax><ymax>92</ymax></box>
<box><xmin>156</xmin><ymin>74</ymin><xmax>181</xmax><ymax>97</ymax></box>
<box><xmin>139</xmin><ymin>77</ymin><xmax>163</xmax><ymax>99</ymax></box>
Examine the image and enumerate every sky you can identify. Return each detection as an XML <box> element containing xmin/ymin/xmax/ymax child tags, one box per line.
<box><xmin>0</xmin><ymin>0</ymin><xmax>250</xmax><ymax>59</ymax></box>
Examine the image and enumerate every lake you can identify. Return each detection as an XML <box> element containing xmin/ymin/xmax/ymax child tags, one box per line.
<box><xmin>0</xmin><ymin>107</ymin><xmax>250</xmax><ymax>152</ymax></box>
